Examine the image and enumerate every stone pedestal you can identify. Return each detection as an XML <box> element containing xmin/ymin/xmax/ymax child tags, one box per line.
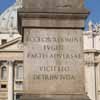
<box><xmin>18</xmin><ymin>0</ymin><xmax>90</xmax><ymax>100</ymax></box>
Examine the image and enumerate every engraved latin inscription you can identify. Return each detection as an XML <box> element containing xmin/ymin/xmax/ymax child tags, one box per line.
<box><xmin>25</xmin><ymin>29</ymin><xmax>83</xmax><ymax>80</ymax></box>
<box><xmin>24</xmin><ymin>29</ymin><xmax>84</xmax><ymax>94</ymax></box>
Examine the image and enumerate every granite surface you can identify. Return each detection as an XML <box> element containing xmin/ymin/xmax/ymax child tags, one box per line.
<box><xmin>24</xmin><ymin>29</ymin><xmax>85</xmax><ymax>94</ymax></box>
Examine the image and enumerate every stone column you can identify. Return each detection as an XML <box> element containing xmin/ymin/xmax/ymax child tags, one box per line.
<box><xmin>88</xmin><ymin>63</ymin><xmax>96</xmax><ymax>100</ymax></box>
<box><xmin>85</xmin><ymin>51</ymin><xmax>96</xmax><ymax>100</ymax></box>
<box><xmin>96</xmin><ymin>61</ymin><xmax>100</xmax><ymax>100</ymax></box>
<box><xmin>8</xmin><ymin>61</ymin><xmax>14</xmax><ymax>100</ymax></box>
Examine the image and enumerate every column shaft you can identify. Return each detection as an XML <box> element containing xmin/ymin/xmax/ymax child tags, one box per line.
<box><xmin>8</xmin><ymin>61</ymin><xmax>14</xmax><ymax>100</ymax></box>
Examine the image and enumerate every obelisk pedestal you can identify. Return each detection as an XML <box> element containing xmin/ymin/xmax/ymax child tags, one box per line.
<box><xmin>18</xmin><ymin>0</ymin><xmax>90</xmax><ymax>100</ymax></box>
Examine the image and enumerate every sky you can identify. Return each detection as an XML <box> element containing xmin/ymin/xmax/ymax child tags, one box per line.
<box><xmin>0</xmin><ymin>0</ymin><xmax>100</xmax><ymax>28</ymax></box>
<box><xmin>85</xmin><ymin>0</ymin><xmax>100</xmax><ymax>25</ymax></box>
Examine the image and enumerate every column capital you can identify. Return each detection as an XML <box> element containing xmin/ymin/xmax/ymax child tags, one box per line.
<box><xmin>7</xmin><ymin>60</ymin><xmax>15</xmax><ymax>66</ymax></box>
<box><xmin>84</xmin><ymin>61</ymin><xmax>98</xmax><ymax>67</ymax></box>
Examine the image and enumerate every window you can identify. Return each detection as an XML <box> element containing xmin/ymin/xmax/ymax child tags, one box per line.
<box><xmin>1</xmin><ymin>84</ymin><xmax>7</xmax><ymax>88</ymax></box>
<box><xmin>16</xmin><ymin>94</ymin><xmax>22</xmax><ymax>100</ymax></box>
<box><xmin>1</xmin><ymin>66</ymin><xmax>7</xmax><ymax>80</ymax></box>
<box><xmin>16</xmin><ymin>81</ymin><xmax>23</xmax><ymax>90</ymax></box>
<box><xmin>1</xmin><ymin>39</ymin><xmax>7</xmax><ymax>45</ymax></box>
<box><xmin>16</xmin><ymin>64</ymin><xmax>23</xmax><ymax>80</ymax></box>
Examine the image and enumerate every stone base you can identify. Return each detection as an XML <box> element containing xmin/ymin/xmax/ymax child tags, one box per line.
<box><xmin>20</xmin><ymin>94</ymin><xmax>90</xmax><ymax>100</ymax></box>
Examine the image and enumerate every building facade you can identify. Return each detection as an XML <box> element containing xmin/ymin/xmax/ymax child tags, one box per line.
<box><xmin>0</xmin><ymin>0</ymin><xmax>23</xmax><ymax>100</ymax></box>
<box><xmin>0</xmin><ymin>0</ymin><xmax>100</xmax><ymax>100</ymax></box>
<box><xmin>84</xmin><ymin>21</ymin><xmax>100</xmax><ymax>100</ymax></box>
